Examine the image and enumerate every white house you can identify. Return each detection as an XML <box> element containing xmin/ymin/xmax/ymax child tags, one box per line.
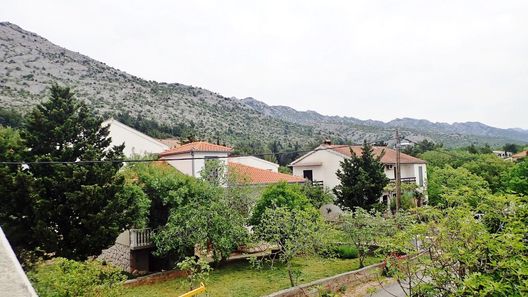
<box><xmin>159</xmin><ymin>141</ymin><xmax>304</xmax><ymax>184</ymax></box>
<box><xmin>229</xmin><ymin>156</ymin><xmax>280</xmax><ymax>172</ymax></box>
<box><xmin>102</xmin><ymin>118</ymin><xmax>169</xmax><ymax>157</ymax></box>
<box><xmin>159</xmin><ymin>141</ymin><xmax>233</xmax><ymax>177</ymax></box>
<box><xmin>290</xmin><ymin>142</ymin><xmax>427</xmax><ymax>193</ymax></box>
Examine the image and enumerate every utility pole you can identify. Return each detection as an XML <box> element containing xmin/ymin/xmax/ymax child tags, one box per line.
<box><xmin>395</xmin><ymin>128</ymin><xmax>401</xmax><ymax>213</ymax></box>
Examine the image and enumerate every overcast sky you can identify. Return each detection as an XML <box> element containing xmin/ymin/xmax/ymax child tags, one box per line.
<box><xmin>2</xmin><ymin>1</ymin><xmax>527</xmax><ymax>129</ymax></box>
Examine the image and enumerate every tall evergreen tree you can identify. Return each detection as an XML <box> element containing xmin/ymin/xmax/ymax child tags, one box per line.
<box><xmin>333</xmin><ymin>141</ymin><xmax>389</xmax><ymax>210</ymax></box>
<box><xmin>21</xmin><ymin>84</ymin><xmax>138</xmax><ymax>260</ymax></box>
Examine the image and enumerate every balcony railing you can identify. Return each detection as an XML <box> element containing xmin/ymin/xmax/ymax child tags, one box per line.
<box><xmin>389</xmin><ymin>177</ymin><xmax>416</xmax><ymax>184</ymax></box>
<box><xmin>311</xmin><ymin>180</ymin><xmax>324</xmax><ymax>189</ymax></box>
<box><xmin>130</xmin><ymin>228</ymin><xmax>154</xmax><ymax>250</ymax></box>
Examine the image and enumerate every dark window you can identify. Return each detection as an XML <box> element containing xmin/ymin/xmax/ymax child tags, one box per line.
<box><xmin>418</xmin><ymin>166</ymin><xmax>424</xmax><ymax>186</ymax></box>
<box><xmin>303</xmin><ymin>170</ymin><xmax>313</xmax><ymax>181</ymax></box>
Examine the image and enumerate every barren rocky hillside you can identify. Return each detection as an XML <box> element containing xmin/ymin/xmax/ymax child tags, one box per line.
<box><xmin>1</xmin><ymin>22</ymin><xmax>526</xmax><ymax>147</ymax></box>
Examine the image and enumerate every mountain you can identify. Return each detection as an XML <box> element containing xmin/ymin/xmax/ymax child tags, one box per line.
<box><xmin>1</xmin><ymin>22</ymin><xmax>527</xmax><ymax>148</ymax></box>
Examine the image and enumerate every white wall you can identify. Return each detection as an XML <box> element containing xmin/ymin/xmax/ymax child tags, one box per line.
<box><xmin>292</xmin><ymin>150</ymin><xmax>345</xmax><ymax>189</ymax></box>
<box><xmin>162</xmin><ymin>151</ymin><xmax>229</xmax><ymax>177</ymax></box>
<box><xmin>229</xmin><ymin>156</ymin><xmax>279</xmax><ymax>172</ymax></box>
<box><xmin>103</xmin><ymin>119</ymin><xmax>169</xmax><ymax>157</ymax></box>
<box><xmin>292</xmin><ymin>150</ymin><xmax>427</xmax><ymax>192</ymax></box>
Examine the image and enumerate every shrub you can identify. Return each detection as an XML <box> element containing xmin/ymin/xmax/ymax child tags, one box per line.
<box><xmin>28</xmin><ymin>258</ymin><xmax>126</xmax><ymax>297</ymax></box>
<box><xmin>334</xmin><ymin>245</ymin><xmax>359</xmax><ymax>259</ymax></box>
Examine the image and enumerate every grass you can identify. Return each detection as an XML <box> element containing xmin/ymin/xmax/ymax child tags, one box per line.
<box><xmin>123</xmin><ymin>256</ymin><xmax>381</xmax><ymax>297</ymax></box>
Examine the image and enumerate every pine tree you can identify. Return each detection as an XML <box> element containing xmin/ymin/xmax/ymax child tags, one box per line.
<box><xmin>333</xmin><ymin>140</ymin><xmax>389</xmax><ymax>210</ymax></box>
<box><xmin>22</xmin><ymin>84</ymin><xmax>139</xmax><ymax>260</ymax></box>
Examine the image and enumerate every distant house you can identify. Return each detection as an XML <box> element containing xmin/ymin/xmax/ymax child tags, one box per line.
<box><xmin>103</xmin><ymin>118</ymin><xmax>169</xmax><ymax>157</ymax></box>
<box><xmin>512</xmin><ymin>150</ymin><xmax>528</xmax><ymax>161</ymax></box>
<box><xmin>290</xmin><ymin>141</ymin><xmax>427</xmax><ymax>199</ymax></box>
<box><xmin>159</xmin><ymin>141</ymin><xmax>304</xmax><ymax>185</ymax></box>
<box><xmin>493</xmin><ymin>150</ymin><xmax>513</xmax><ymax>159</ymax></box>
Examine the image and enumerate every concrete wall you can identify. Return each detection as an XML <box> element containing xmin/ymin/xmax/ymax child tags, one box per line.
<box><xmin>264</xmin><ymin>262</ymin><xmax>384</xmax><ymax>297</ymax></box>
<box><xmin>103</xmin><ymin>119</ymin><xmax>169</xmax><ymax>157</ymax></box>
<box><xmin>229</xmin><ymin>156</ymin><xmax>279</xmax><ymax>172</ymax></box>
<box><xmin>163</xmin><ymin>151</ymin><xmax>228</xmax><ymax>178</ymax></box>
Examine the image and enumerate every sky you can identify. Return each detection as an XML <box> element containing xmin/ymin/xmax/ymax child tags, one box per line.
<box><xmin>2</xmin><ymin>1</ymin><xmax>527</xmax><ymax>129</ymax></box>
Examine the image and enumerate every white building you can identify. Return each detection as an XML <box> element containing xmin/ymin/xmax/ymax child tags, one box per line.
<box><xmin>102</xmin><ymin>118</ymin><xmax>169</xmax><ymax>157</ymax></box>
<box><xmin>290</xmin><ymin>142</ymin><xmax>427</xmax><ymax>193</ymax></box>
<box><xmin>229</xmin><ymin>156</ymin><xmax>279</xmax><ymax>172</ymax></box>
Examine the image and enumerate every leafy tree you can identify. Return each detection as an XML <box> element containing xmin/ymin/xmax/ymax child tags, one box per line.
<box><xmin>153</xmin><ymin>180</ymin><xmax>247</xmax><ymax>263</ymax></box>
<box><xmin>300</xmin><ymin>183</ymin><xmax>334</xmax><ymax>209</ymax></box>
<box><xmin>176</xmin><ymin>256</ymin><xmax>212</xmax><ymax>291</ymax></box>
<box><xmin>503</xmin><ymin>143</ymin><xmax>521</xmax><ymax>154</ymax></box>
<box><xmin>333</xmin><ymin>141</ymin><xmax>389</xmax><ymax>210</ymax></box>
<box><xmin>250</xmin><ymin>182</ymin><xmax>315</xmax><ymax>226</ymax></box>
<box><xmin>381</xmin><ymin>194</ymin><xmax>528</xmax><ymax>296</ymax></box>
<box><xmin>427</xmin><ymin>166</ymin><xmax>491</xmax><ymax>207</ymax></box>
<box><xmin>252</xmin><ymin>207</ymin><xmax>326</xmax><ymax>287</ymax></box>
<box><xmin>506</xmin><ymin>158</ymin><xmax>528</xmax><ymax>195</ymax></box>
<box><xmin>402</xmin><ymin>139</ymin><xmax>442</xmax><ymax>156</ymax></box>
<box><xmin>341</xmin><ymin>208</ymin><xmax>391</xmax><ymax>268</ymax></box>
<box><xmin>461</xmin><ymin>153</ymin><xmax>513</xmax><ymax>193</ymax></box>
<box><xmin>28</xmin><ymin>258</ymin><xmax>125</xmax><ymax>297</ymax></box>
<box><xmin>19</xmin><ymin>84</ymin><xmax>141</xmax><ymax>260</ymax></box>
<box><xmin>0</xmin><ymin>107</ymin><xmax>25</xmax><ymax>128</ymax></box>
<box><xmin>0</xmin><ymin>127</ymin><xmax>37</xmax><ymax>263</ymax></box>
<box><xmin>199</xmin><ymin>158</ymin><xmax>226</xmax><ymax>187</ymax></box>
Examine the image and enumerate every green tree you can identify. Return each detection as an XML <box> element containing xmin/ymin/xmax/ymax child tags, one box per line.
<box><xmin>153</xmin><ymin>180</ymin><xmax>247</xmax><ymax>264</ymax></box>
<box><xmin>402</xmin><ymin>139</ymin><xmax>442</xmax><ymax>156</ymax></box>
<box><xmin>250</xmin><ymin>182</ymin><xmax>315</xmax><ymax>226</ymax></box>
<box><xmin>427</xmin><ymin>166</ymin><xmax>491</xmax><ymax>207</ymax></box>
<box><xmin>252</xmin><ymin>207</ymin><xmax>326</xmax><ymax>287</ymax></box>
<box><xmin>333</xmin><ymin>141</ymin><xmax>389</xmax><ymax>210</ymax></box>
<box><xmin>28</xmin><ymin>258</ymin><xmax>125</xmax><ymax>297</ymax></box>
<box><xmin>21</xmin><ymin>84</ymin><xmax>140</xmax><ymax>260</ymax></box>
<box><xmin>341</xmin><ymin>208</ymin><xmax>391</xmax><ymax>268</ymax></box>
<box><xmin>0</xmin><ymin>127</ymin><xmax>37</xmax><ymax>263</ymax></box>
<box><xmin>507</xmin><ymin>158</ymin><xmax>528</xmax><ymax>195</ymax></box>
<box><xmin>461</xmin><ymin>154</ymin><xmax>513</xmax><ymax>193</ymax></box>
<box><xmin>176</xmin><ymin>256</ymin><xmax>212</xmax><ymax>291</ymax></box>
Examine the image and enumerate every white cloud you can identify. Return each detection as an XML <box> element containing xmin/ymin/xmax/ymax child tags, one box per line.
<box><xmin>1</xmin><ymin>0</ymin><xmax>527</xmax><ymax>128</ymax></box>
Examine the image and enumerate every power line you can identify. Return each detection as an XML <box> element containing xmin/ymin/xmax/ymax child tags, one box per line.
<box><xmin>0</xmin><ymin>143</ymin><xmax>382</xmax><ymax>165</ymax></box>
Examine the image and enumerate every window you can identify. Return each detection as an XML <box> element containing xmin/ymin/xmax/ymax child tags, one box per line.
<box><xmin>303</xmin><ymin>170</ymin><xmax>313</xmax><ymax>181</ymax></box>
<box><xmin>418</xmin><ymin>166</ymin><xmax>424</xmax><ymax>187</ymax></box>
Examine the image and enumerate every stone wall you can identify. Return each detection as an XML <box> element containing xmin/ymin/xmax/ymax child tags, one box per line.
<box><xmin>98</xmin><ymin>243</ymin><xmax>131</xmax><ymax>272</ymax></box>
<box><xmin>264</xmin><ymin>262</ymin><xmax>384</xmax><ymax>297</ymax></box>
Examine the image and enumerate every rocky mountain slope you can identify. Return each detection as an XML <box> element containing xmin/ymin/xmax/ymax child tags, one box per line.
<box><xmin>1</xmin><ymin>22</ymin><xmax>526</xmax><ymax>147</ymax></box>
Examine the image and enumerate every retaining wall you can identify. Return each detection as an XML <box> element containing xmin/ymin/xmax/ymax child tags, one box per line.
<box><xmin>264</xmin><ymin>262</ymin><xmax>384</xmax><ymax>297</ymax></box>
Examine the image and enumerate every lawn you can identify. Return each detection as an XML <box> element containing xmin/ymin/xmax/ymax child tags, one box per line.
<box><xmin>123</xmin><ymin>256</ymin><xmax>381</xmax><ymax>297</ymax></box>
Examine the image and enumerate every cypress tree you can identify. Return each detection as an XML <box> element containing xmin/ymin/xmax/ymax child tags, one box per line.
<box><xmin>333</xmin><ymin>140</ymin><xmax>389</xmax><ymax>210</ymax></box>
<box><xmin>22</xmin><ymin>84</ymin><xmax>136</xmax><ymax>260</ymax></box>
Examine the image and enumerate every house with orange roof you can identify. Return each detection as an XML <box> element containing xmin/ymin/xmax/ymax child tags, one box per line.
<box><xmin>290</xmin><ymin>141</ymin><xmax>427</xmax><ymax>200</ymax></box>
<box><xmin>159</xmin><ymin>141</ymin><xmax>304</xmax><ymax>185</ymax></box>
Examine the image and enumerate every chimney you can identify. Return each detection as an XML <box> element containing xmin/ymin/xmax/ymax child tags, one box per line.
<box><xmin>323</xmin><ymin>139</ymin><xmax>332</xmax><ymax>146</ymax></box>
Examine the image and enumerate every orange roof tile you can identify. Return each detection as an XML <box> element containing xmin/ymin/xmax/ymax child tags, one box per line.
<box><xmin>228</xmin><ymin>162</ymin><xmax>305</xmax><ymax>185</ymax></box>
<box><xmin>160</xmin><ymin>141</ymin><xmax>233</xmax><ymax>157</ymax></box>
<box><xmin>512</xmin><ymin>150</ymin><xmax>528</xmax><ymax>159</ymax></box>
<box><xmin>328</xmin><ymin>145</ymin><xmax>426</xmax><ymax>164</ymax></box>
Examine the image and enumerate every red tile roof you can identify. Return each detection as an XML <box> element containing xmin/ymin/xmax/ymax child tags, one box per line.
<box><xmin>228</xmin><ymin>162</ymin><xmax>305</xmax><ymax>185</ymax></box>
<box><xmin>159</xmin><ymin>141</ymin><xmax>233</xmax><ymax>157</ymax></box>
<box><xmin>512</xmin><ymin>150</ymin><xmax>528</xmax><ymax>159</ymax></box>
<box><xmin>328</xmin><ymin>145</ymin><xmax>426</xmax><ymax>164</ymax></box>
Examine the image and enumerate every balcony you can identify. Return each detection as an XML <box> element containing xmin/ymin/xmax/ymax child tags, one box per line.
<box><xmin>311</xmin><ymin>180</ymin><xmax>324</xmax><ymax>189</ymax></box>
<box><xmin>389</xmin><ymin>177</ymin><xmax>416</xmax><ymax>184</ymax></box>
<box><xmin>130</xmin><ymin>228</ymin><xmax>154</xmax><ymax>250</ymax></box>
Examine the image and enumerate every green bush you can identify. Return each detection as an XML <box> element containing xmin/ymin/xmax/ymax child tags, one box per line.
<box><xmin>250</xmin><ymin>182</ymin><xmax>316</xmax><ymax>225</ymax></box>
<box><xmin>334</xmin><ymin>245</ymin><xmax>359</xmax><ymax>259</ymax></box>
<box><xmin>28</xmin><ymin>258</ymin><xmax>126</xmax><ymax>297</ymax></box>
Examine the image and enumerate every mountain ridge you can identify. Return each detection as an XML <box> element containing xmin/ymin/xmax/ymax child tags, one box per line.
<box><xmin>1</xmin><ymin>22</ymin><xmax>526</xmax><ymax>147</ymax></box>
